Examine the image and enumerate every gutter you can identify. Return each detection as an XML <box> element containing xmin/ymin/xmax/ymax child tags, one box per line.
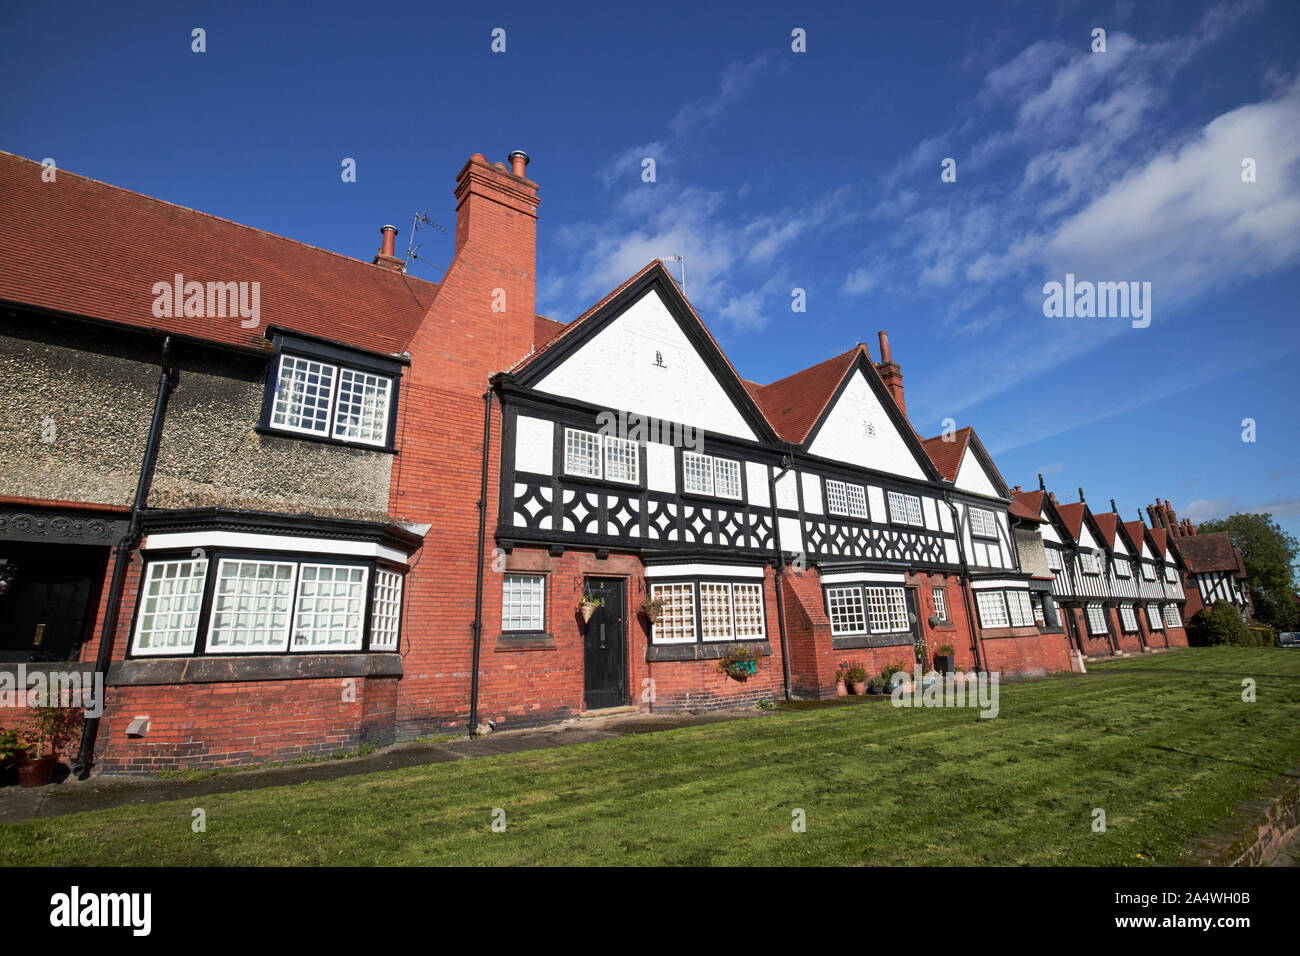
<box><xmin>72</xmin><ymin>335</ymin><xmax>175</xmax><ymax>778</ymax></box>
<box><xmin>767</xmin><ymin>452</ymin><xmax>794</xmax><ymax>700</ymax></box>
<box><xmin>468</xmin><ymin>388</ymin><xmax>492</xmax><ymax>738</ymax></box>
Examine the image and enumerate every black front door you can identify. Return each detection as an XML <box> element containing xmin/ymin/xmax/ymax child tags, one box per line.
<box><xmin>582</xmin><ymin>577</ymin><xmax>627</xmax><ymax>710</ymax></box>
<box><xmin>0</xmin><ymin>543</ymin><xmax>108</xmax><ymax>662</ymax></box>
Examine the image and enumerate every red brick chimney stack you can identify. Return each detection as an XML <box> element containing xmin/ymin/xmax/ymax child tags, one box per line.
<box><xmin>372</xmin><ymin>224</ymin><xmax>404</xmax><ymax>272</ymax></box>
<box><xmin>875</xmin><ymin>330</ymin><xmax>906</xmax><ymax>417</ymax></box>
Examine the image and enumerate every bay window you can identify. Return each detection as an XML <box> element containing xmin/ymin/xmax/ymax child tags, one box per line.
<box><xmin>267</xmin><ymin>353</ymin><xmax>394</xmax><ymax>448</ymax></box>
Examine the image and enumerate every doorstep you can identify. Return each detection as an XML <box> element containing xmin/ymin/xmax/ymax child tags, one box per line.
<box><xmin>578</xmin><ymin>705</ymin><xmax>639</xmax><ymax>719</ymax></box>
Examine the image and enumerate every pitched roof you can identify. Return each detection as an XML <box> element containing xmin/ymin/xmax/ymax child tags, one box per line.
<box><xmin>1173</xmin><ymin>532</ymin><xmax>1241</xmax><ymax>573</ymax></box>
<box><xmin>1008</xmin><ymin>492</ymin><xmax>1045</xmax><ymax>523</ymax></box>
<box><xmin>0</xmin><ymin>151</ymin><xmax>438</xmax><ymax>355</ymax></box>
<box><xmin>1124</xmin><ymin>521</ymin><xmax>1151</xmax><ymax>554</ymax></box>
<box><xmin>1093</xmin><ymin>511</ymin><xmax>1119</xmax><ymax>546</ymax></box>
<box><xmin>920</xmin><ymin>428</ymin><xmax>971</xmax><ymax>482</ymax></box>
<box><xmin>1056</xmin><ymin>502</ymin><xmax>1087</xmax><ymax>542</ymax></box>
<box><xmin>533</xmin><ymin>314</ymin><xmax>566</xmax><ymax>348</ymax></box>
<box><xmin>1149</xmin><ymin>527</ymin><xmax>1168</xmax><ymax>557</ymax></box>
<box><xmin>746</xmin><ymin>346</ymin><xmax>862</xmax><ymax>443</ymax></box>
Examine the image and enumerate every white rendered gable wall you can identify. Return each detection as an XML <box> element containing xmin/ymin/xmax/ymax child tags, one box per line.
<box><xmin>806</xmin><ymin>369</ymin><xmax>926</xmax><ymax>480</ymax></box>
<box><xmin>953</xmin><ymin>446</ymin><xmax>1000</xmax><ymax>498</ymax></box>
<box><xmin>533</xmin><ymin>288</ymin><xmax>757</xmax><ymax>441</ymax></box>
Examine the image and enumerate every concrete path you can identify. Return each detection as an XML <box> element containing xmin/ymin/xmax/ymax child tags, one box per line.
<box><xmin>0</xmin><ymin>708</ymin><xmax>771</xmax><ymax>825</ymax></box>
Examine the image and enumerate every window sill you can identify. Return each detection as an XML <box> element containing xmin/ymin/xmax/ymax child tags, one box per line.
<box><xmin>254</xmin><ymin>425</ymin><xmax>397</xmax><ymax>455</ymax></box>
<box><xmin>560</xmin><ymin>473</ymin><xmax>644</xmax><ymax>494</ymax></box>
<box><xmin>645</xmin><ymin>641</ymin><xmax>772</xmax><ymax>663</ymax></box>
<box><xmin>832</xmin><ymin>632</ymin><xmax>914</xmax><ymax>651</ymax></box>
<box><xmin>496</xmin><ymin>633</ymin><xmax>556</xmax><ymax>652</ymax></box>
<box><xmin>108</xmin><ymin>653</ymin><xmax>402</xmax><ymax>687</ymax></box>
<box><xmin>680</xmin><ymin>490</ymin><xmax>745</xmax><ymax>508</ymax></box>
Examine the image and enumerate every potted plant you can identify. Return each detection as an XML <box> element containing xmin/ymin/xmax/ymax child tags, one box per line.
<box><xmin>577</xmin><ymin>592</ymin><xmax>604</xmax><ymax>624</ymax></box>
<box><xmin>835</xmin><ymin>662</ymin><xmax>848</xmax><ymax>697</ymax></box>
<box><xmin>913</xmin><ymin>634</ymin><xmax>928</xmax><ymax>669</ymax></box>
<box><xmin>933</xmin><ymin>644</ymin><xmax>956</xmax><ymax>674</ymax></box>
<box><xmin>718</xmin><ymin>644</ymin><xmax>759</xmax><ymax>682</ymax></box>
<box><xmin>18</xmin><ymin>705</ymin><xmax>78</xmax><ymax>788</ymax></box>
<box><xmin>844</xmin><ymin>663</ymin><xmax>868</xmax><ymax>696</ymax></box>
<box><xmin>0</xmin><ymin>726</ymin><xmax>25</xmax><ymax>786</ymax></box>
<box><xmin>640</xmin><ymin>596</ymin><xmax>666</xmax><ymax>624</ymax></box>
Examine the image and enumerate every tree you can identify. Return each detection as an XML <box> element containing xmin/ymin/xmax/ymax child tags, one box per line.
<box><xmin>1187</xmin><ymin>600</ymin><xmax>1256</xmax><ymax>646</ymax></box>
<box><xmin>1197</xmin><ymin>513</ymin><xmax>1299</xmax><ymax>631</ymax></box>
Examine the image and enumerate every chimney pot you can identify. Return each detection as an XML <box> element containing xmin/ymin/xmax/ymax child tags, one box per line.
<box><xmin>380</xmin><ymin>225</ymin><xmax>397</xmax><ymax>258</ymax></box>
<box><xmin>1078</xmin><ymin>487</ymin><xmax>1085</xmax><ymax>503</ymax></box>
<box><xmin>508</xmin><ymin>150</ymin><xmax>530</xmax><ymax>177</ymax></box>
<box><xmin>372</xmin><ymin>224</ymin><xmax>403</xmax><ymax>272</ymax></box>
<box><xmin>877</xmin><ymin>330</ymin><xmax>893</xmax><ymax>364</ymax></box>
<box><xmin>1110</xmin><ymin>498</ymin><xmax>1118</xmax><ymax>513</ymax></box>
<box><xmin>874</xmin><ymin>330</ymin><xmax>906</xmax><ymax>417</ymax></box>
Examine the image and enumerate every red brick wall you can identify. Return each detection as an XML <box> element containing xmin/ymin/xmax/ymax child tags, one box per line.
<box><xmin>93</xmin><ymin>676</ymin><xmax>399</xmax><ymax>773</ymax></box>
<box><xmin>1110</xmin><ymin>607</ymin><xmax>1144</xmax><ymax>654</ymax></box>
<box><xmin>980</xmin><ymin>629</ymin><xmax>1072</xmax><ymax>675</ymax></box>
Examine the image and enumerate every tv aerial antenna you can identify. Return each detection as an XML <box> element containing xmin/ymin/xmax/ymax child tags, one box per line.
<box><xmin>405</xmin><ymin>210</ymin><xmax>450</xmax><ymax>275</ymax></box>
<box><xmin>660</xmin><ymin>255</ymin><xmax>685</xmax><ymax>297</ymax></box>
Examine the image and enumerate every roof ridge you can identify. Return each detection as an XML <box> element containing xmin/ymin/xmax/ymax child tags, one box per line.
<box><xmin>0</xmin><ymin>151</ymin><xmax>437</xmax><ymax>288</ymax></box>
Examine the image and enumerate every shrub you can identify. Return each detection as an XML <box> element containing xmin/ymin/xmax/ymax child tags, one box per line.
<box><xmin>844</xmin><ymin>663</ymin><xmax>868</xmax><ymax>683</ymax></box>
<box><xmin>1187</xmin><ymin>600</ymin><xmax>1253</xmax><ymax>647</ymax></box>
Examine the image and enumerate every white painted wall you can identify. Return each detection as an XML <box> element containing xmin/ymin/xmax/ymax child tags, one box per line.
<box><xmin>801</xmin><ymin>472</ymin><xmax>823</xmax><ymax>515</ymax></box>
<box><xmin>806</xmin><ymin>369</ymin><xmax>927</xmax><ymax>479</ymax></box>
<box><xmin>533</xmin><ymin>288</ymin><xmax>758</xmax><ymax>441</ymax></box>
<box><xmin>515</xmin><ymin>415</ymin><xmax>553</xmax><ymax>475</ymax></box>
<box><xmin>646</xmin><ymin>441</ymin><xmax>676</xmax><ymax>493</ymax></box>
<box><xmin>867</xmin><ymin>485</ymin><xmax>886</xmax><ymax>521</ymax></box>
<box><xmin>953</xmin><ymin>446</ymin><xmax>1000</xmax><ymax>498</ymax></box>
<box><xmin>775</xmin><ymin>471</ymin><xmax>799</xmax><ymax>511</ymax></box>
<box><xmin>921</xmin><ymin>496</ymin><xmax>939</xmax><ymax>531</ymax></box>
<box><xmin>746</xmin><ymin>461</ymin><xmax>770</xmax><ymax>507</ymax></box>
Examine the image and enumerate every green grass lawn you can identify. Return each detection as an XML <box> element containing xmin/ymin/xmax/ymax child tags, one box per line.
<box><xmin>3</xmin><ymin>647</ymin><xmax>1298</xmax><ymax>866</ymax></box>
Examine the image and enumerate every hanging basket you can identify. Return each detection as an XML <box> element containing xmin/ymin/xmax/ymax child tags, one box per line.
<box><xmin>724</xmin><ymin>660</ymin><xmax>757</xmax><ymax>682</ymax></box>
<box><xmin>641</xmin><ymin>598</ymin><xmax>665</xmax><ymax>624</ymax></box>
<box><xmin>579</xmin><ymin>601</ymin><xmax>599</xmax><ymax>623</ymax></box>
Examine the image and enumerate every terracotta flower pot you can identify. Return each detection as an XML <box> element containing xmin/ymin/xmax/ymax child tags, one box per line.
<box><xmin>849</xmin><ymin>681</ymin><xmax>867</xmax><ymax>695</ymax></box>
<box><xmin>836</xmin><ymin>680</ymin><xmax>847</xmax><ymax>697</ymax></box>
<box><xmin>18</xmin><ymin>755</ymin><xmax>56</xmax><ymax>788</ymax></box>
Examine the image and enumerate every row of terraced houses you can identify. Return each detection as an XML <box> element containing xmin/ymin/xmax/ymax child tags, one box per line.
<box><xmin>0</xmin><ymin>149</ymin><xmax>1252</xmax><ymax>773</ymax></box>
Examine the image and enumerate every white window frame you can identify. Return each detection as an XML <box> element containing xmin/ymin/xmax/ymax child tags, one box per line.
<box><xmin>502</xmin><ymin>573</ymin><xmax>547</xmax><ymax>633</ymax></box>
<box><xmin>826</xmin><ymin>479</ymin><xmax>868</xmax><ymax>519</ymax></box>
<box><xmin>1146</xmin><ymin>604</ymin><xmax>1164</xmax><ymax>630</ymax></box>
<box><xmin>1045</xmin><ymin>547</ymin><xmax>1063</xmax><ymax>571</ymax></box>
<box><xmin>1114</xmin><ymin>557</ymin><xmax>1131</xmax><ymax>578</ymax></box>
<box><xmin>826</xmin><ymin>586</ymin><xmax>869</xmax><ymax>636</ymax></box>
<box><xmin>602</xmin><ymin>434</ymin><xmax>640</xmax><ymax>485</ymax></box>
<box><xmin>1141</xmin><ymin>561</ymin><xmax>1156</xmax><ymax>581</ymax></box>
<box><xmin>1085</xmin><ymin>603</ymin><xmax>1108</xmax><ymax>636</ymax></box>
<box><xmin>1006</xmin><ymin>590</ymin><xmax>1034</xmax><ymax>627</ymax></box>
<box><xmin>564</xmin><ymin>427</ymin><xmax>604</xmax><ymax>480</ymax></box>
<box><xmin>887</xmin><ymin>491</ymin><xmax>924</xmax><ymax>527</ymax></box>
<box><xmin>969</xmin><ymin>508</ymin><xmax>997</xmax><ymax>538</ymax></box>
<box><xmin>1119</xmin><ymin>604</ymin><xmax>1138</xmax><ymax>632</ymax></box>
<box><xmin>865</xmin><ymin>586</ymin><xmax>909</xmax><ymax>633</ymax></box>
<box><xmin>1079</xmin><ymin>551</ymin><xmax>1101</xmax><ymax>575</ymax></box>
<box><xmin>369</xmin><ymin>569</ymin><xmax>403</xmax><ymax>651</ymax></box>
<box><xmin>1163</xmin><ymin>565</ymin><xmax>1178</xmax><ymax>584</ymax></box>
<box><xmin>682</xmin><ymin>452</ymin><xmax>742</xmax><ymax>501</ymax></box>
<box><xmin>269</xmin><ymin>353</ymin><xmax>393</xmax><ymax>447</ymax></box>
<box><xmin>976</xmin><ymin>591</ymin><xmax>1010</xmax><ymax>629</ymax></box>
<box><xmin>131</xmin><ymin>558</ymin><xmax>209</xmax><ymax>656</ymax></box>
<box><xmin>649</xmin><ymin>582</ymin><xmax>697</xmax><ymax>644</ymax></box>
<box><xmin>1163</xmin><ymin>604</ymin><xmax>1182</xmax><ymax>629</ymax></box>
<box><xmin>206</xmin><ymin>558</ymin><xmax>299</xmax><ymax>654</ymax></box>
<box><xmin>291</xmin><ymin>563</ymin><xmax>370</xmax><ymax>652</ymax></box>
<box><xmin>932</xmin><ymin>586</ymin><xmax>948</xmax><ymax>623</ymax></box>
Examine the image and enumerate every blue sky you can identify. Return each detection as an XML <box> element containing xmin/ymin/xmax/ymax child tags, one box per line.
<box><xmin>2</xmin><ymin>0</ymin><xmax>1298</xmax><ymax>544</ymax></box>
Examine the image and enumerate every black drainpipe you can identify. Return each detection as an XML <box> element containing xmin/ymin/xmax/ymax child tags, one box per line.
<box><xmin>468</xmin><ymin>388</ymin><xmax>492</xmax><ymax>738</ymax></box>
<box><xmin>73</xmin><ymin>335</ymin><xmax>175</xmax><ymax>778</ymax></box>
<box><xmin>944</xmin><ymin>491</ymin><xmax>984</xmax><ymax>674</ymax></box>
<box><xmin>767</xmin><ymin>452</ymin><xmax>794</xmax><ymax>701</ymax></box>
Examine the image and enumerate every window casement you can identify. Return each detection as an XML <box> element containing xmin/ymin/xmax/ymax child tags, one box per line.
<box><xmin>1031</xmin><ymin>594</ymin><xmax>1047</xmax><ymax>627</ymax></box>
<box><xmin>1119</xmin><ymin>604</ymin><xmax>1138</xmax><ymax>632</ymax></box>
<box><xmin>1163</xmin><ymin>604</ymin><xmax>1182</xmax><ymax>629</ymax></box>
<box><xmin>865</xmin><ymin>586</ymin><xmax>909</xmax><ymax>633</ymax></box>
<box><xmin>976</xmin><ymin>589</ymin><xmax>1032</xmax><ymax>628</ymax></box>
<box><xmin>130</xmin><ymin>558</ymin><xmax>209</xmax><ymax>656</ymax></box>
<box><xmin>292</xmin><ymin>564</ymin><xmax>370</xmax><ymax>651</ymax></box>
<box><xmin>976</xmin><ymin>591</ymin><xmax>1009</xmax><ymax>629</ymax></box>
<box><xmin>1141</xmin><ymin>561</ymin><xmax>1156</xmax><ymax>581</ymax></box>
<box><xmin>969</xmin><ymin>507</ymin><xmax>997</xmax><ymax>538</ymax></box>
<box><xmin>1114</xmin><ymin>557</ymin><xmax>1131</xmax><ymax>578</ymax></box>
<box><xmin>268</xmin><ymin>354</ymin><xmax>393</xmax><ymax>448</ymax></box>
<box><xmin>1005</xmin><ymin>590</ymin><xmax>1034</xmax><ymax>627</ymax></box>
<box><xmin>649</xmin><ymin>579</ymin><xmax>766</xmax><ymax>644</ymax></box>
<box><xmin>563</xmin><ymin>428</ymin><xmax>640</xmax><ymax>485</ymax></box>
<box><xmin>887</xmin><ymin>490</ymin><xmax>924</xmax><ymax>527</ymax></box>
<box><xmin>1163</xmin><ymin>565</ymin><xmax>1178</xmax><ymax>584</ymax></box>
<box><xmin>1044</xmin><ymin>547</ymin><xmax>1063</xmax><ymax>571</ymax></box>
<box><xmin>130</xmin><ymin>552</ymin><xmax>404</xmax><ymax>657</ymax></box>
<box><xmin>1085</xmin><ymin>603</ymin><xmax>1108</xmax><ymax>636</ymax></box>
<box><xmin>501</xmin><ymin>573</ymin><xmax>546</xmax><ymax>633</ymax></box>
<box><xmin>826</xmin><ymin>586</ymin><xmax>868</xmax><ymax>636</ymax></box>
<box><xmin>1146</xmin><ymin>603</ymin><xmax>1164</xmax><ymax>629</ymax></box>
<box><xmin>825</xmin><ymin>479</ymin><xmax>869</xmax><ymax>519</ymax></box>
<box><xmin>826</xmin><ymin>584</ymin><xmax>908</xmax><ymax>635</ymax></box>
<box><xmin>681</xmin><ymin>451</ymin><xmax>742</xmax><ymax>500</ymax></box>
<box><xmin>1079</xmin><ymin>551</ymin><xmax>1101</xmax><ymax>575</ymax></box>
<box><xmin>932</xmin><ymin>587</ymin><xmax>948</xmax><ymax>623</ymax></box>
<box><xmin>369</xmin><ymin>569</ymin><xmax>403</xmax><ymax>651</ymax></box>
